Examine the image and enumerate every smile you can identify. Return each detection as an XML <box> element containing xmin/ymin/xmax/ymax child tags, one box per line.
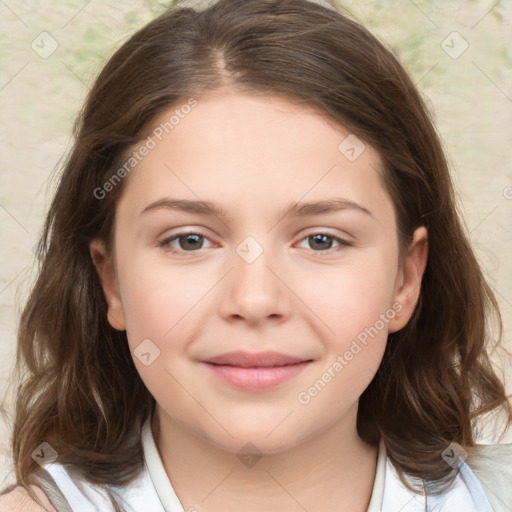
<box><xmin>201</xmin><ymin>351</ymin><xmax>313</xmax><ymax>390</ymax></box>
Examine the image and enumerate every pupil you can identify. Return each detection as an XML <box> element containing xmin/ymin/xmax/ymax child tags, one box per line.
<box><xmin>181</xmin><ymin>234</ymin><xmax>202</xmax><ymax>250</ymax></box>
<box><xmin>311</xmin><ymin>234</ymin><xmax>331</xmax><ymax>251</ymax></box>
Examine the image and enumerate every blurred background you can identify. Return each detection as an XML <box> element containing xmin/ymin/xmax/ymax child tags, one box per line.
<box><xmin>0</xmin><ymin>0</ymin><xmax>511</xmax><ymax>488</ymax></box>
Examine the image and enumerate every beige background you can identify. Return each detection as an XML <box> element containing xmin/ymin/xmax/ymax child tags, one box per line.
<box><xmin>1</xmin><ymin>0</ymin><xmax>511</xmax><ymax>489</ymax></box>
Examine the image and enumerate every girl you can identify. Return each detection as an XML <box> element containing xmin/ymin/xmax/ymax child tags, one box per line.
<box><xmin>1</xmin><ymin>0</ymin><xmax>511</xmax><ymax>510</ymax></box>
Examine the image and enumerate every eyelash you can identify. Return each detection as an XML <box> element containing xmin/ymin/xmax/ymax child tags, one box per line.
<box><xmin>159</xmin><ymin>230</ymin><xmax>352</xmax><ymax>256</ymax></box>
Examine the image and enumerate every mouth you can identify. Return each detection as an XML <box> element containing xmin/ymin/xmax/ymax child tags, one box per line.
<box><xmin>201</xmin><ymin>351</ymin><xmax>313</xmax><ymax>390</ymax></box>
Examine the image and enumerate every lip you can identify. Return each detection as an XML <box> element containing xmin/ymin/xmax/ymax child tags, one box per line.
<box><xmin>201</xmin><ymin>350</ymin><xmax>312</xmax><ymax>390</ymax></box>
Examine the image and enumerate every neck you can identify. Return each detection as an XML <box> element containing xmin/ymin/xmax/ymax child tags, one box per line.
<box><xmin>152</xmin><ymin>404</ymin><xmax>379</xmax><ymax>512</ymax></box>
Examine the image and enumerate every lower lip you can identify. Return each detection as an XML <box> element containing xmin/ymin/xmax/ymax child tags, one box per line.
<box><xmin>202</xmin><ymin>361</ymin><xmax>310</xmax><ymax>390</ymax></box>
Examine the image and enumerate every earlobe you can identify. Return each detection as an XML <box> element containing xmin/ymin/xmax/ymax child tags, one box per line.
<box><xmin>388</xmin><ymin>226</ymin><xmax>428</xmax><ymax>333</ymax></box>
<box><xmin>89</xmin><ymin>238</ymin><xmax>126</xmax><ymax>331</ymax></box>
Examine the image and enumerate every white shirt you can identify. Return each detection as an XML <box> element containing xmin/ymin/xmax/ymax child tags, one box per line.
<box><xmin>40</xmin><ymin>417</ymin><xmax>495</xmax><ymax>511</ymax></box>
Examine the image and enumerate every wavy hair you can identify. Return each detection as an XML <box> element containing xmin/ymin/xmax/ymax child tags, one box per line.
<box><xmin>2</xmin><ymin>0</ymin><xmax>511</xmax><ymax>508</ymax></box>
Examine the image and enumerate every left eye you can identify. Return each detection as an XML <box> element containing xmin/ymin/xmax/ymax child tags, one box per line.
<box><xmin>159</xmin><ymin>231</ymin><xmax>351</xmax><ymax>254</ymax></box>
<box><xmin>296</xmin><ymin>233</ymin><xmax>351</xmax><ymax>253</ymax></box>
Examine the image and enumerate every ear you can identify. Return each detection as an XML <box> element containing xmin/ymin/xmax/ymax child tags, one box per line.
<box><xmin>89</xmin><ymin>238</ymin><xmax>126</xmax><ymax>331</ymax></box>
<box><xmin>388</xmin><ymin>226</ymin><xmax>428</xmax><ymax>333</ymax></box>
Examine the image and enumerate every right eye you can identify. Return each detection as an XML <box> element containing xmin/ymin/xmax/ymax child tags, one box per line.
<box><xmin>159</xmin><ymin>230</ymin><xmax>215</xmax><ymax>254</ymax></box>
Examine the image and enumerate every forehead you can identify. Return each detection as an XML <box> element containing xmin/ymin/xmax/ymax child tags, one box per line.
<box><xmin>116</xmin><ymin>90</ymin><xmax>393</xmax><ymax>224</ymax></box>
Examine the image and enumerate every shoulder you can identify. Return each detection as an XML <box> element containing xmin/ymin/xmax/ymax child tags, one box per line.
<box><xmin>0</xmin><ymin>485</ymin><xmax>57</xmax><ymax>512</ymax></box>
<box><xmin>467</xmin><ymin>442</ymin><xmax>512</xmax><ymax>474</ymax></box>
<box><xmin>466</xmin><ymin>443</ymin><xmax>512</xmax><ymax>512</ymax></box>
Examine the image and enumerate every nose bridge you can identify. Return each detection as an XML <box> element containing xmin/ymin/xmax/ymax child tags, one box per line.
<box><xmin>219</xmin><ymin>232</ymin><xmax>290</xmax><ymax>322</ymax></box>
<box><xmin>234</xmin><ymin>233</ymin><xmax>279</xmax><ymax>295</ymax></box>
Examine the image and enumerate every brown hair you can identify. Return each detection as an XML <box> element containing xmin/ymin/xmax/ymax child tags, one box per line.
<box><xmin>2</xmin><ymin>0</ymin><xmax>511</xmax><ymax>508</ymax></box>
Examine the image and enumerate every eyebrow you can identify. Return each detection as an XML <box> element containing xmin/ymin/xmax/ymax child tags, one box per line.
<box><xmin>139</xmin><ymin>197</ymin><xmax>373</xmax><ymax>219</ymax></box>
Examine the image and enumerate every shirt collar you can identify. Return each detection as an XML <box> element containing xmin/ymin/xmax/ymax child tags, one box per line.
<box><xmin>367</xmin><ymin>437</ymin><xmax>387</xmax><ymax>511</ymax></box>
<box><xmin>141</xmin><ymin>417</ymin><xmax>388</xmax><ymax>512</ymax></box>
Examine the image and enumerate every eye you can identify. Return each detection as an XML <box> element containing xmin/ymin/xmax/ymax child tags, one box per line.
<box><xmin>159</xmin><ymin>230</ymin><xmax>352</xmax><ymax>255</ymax></box>
<box><xmin>296</xmin><ymin>232</ymin><xmax>352</xmax><ymax>254</ymax></box>
<box><xmin>159</xmin><ymin>230</ymin><xmax>215</xmax><ymax>254</ymax></box>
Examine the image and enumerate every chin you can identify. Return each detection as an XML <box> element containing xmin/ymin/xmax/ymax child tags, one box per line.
<box><xmin>196</xmin><ymin>416</ymin><xmax>312</xmax><ymax>456</ymax></box>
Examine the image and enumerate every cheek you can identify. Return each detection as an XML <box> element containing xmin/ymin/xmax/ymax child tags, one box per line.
<box><xmin>292</xmin><ymin>251</ymin><xmax>396</xmax><ymax>402</ymax></box>
<box><xmin>115</xmin><ymin>256</ymin><xmax>206</xmax><ymax>410</ymax></box>
<box><xmin>294</xmin><ymin>261</ymin><xmax>394</xmax><ymax>413</ymax></box>
<box><xmin>295</xmin><ymin>339</ymin><xmax>386</xmax><ymax>428</ymax></box>
<box><xmin>116</xmin><ymin>249</ymin><xmax>210</xmax><ymax>345</ymax></box>
<box><xmin>298</xmin><ymin>252</ymin><xmax>398</xmax><ymax>342</ymax></box>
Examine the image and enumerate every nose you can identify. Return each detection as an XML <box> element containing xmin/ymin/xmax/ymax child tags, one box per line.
<box><xmin>218</xmin><ymin>238</ymin><xmax>293</xmax><ymax>326</ymax></box>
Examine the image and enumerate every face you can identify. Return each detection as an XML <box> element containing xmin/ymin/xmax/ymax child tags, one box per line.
<box><xmin>91</xmin><ymin>88</ymin><xmax>427</xmax><ymax>455</ymax></box>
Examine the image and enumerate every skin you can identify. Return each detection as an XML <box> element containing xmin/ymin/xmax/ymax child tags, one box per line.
<box><xmin>90</xmin><ymin>88</ymin><xmax>428</xmax><ymax>512</ymax></box>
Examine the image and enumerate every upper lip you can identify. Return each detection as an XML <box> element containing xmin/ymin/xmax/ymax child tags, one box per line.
<box><xmin>202</xmin><ymin>350</ymin><xmax>311</xmax><ymax>368</ymax></box>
